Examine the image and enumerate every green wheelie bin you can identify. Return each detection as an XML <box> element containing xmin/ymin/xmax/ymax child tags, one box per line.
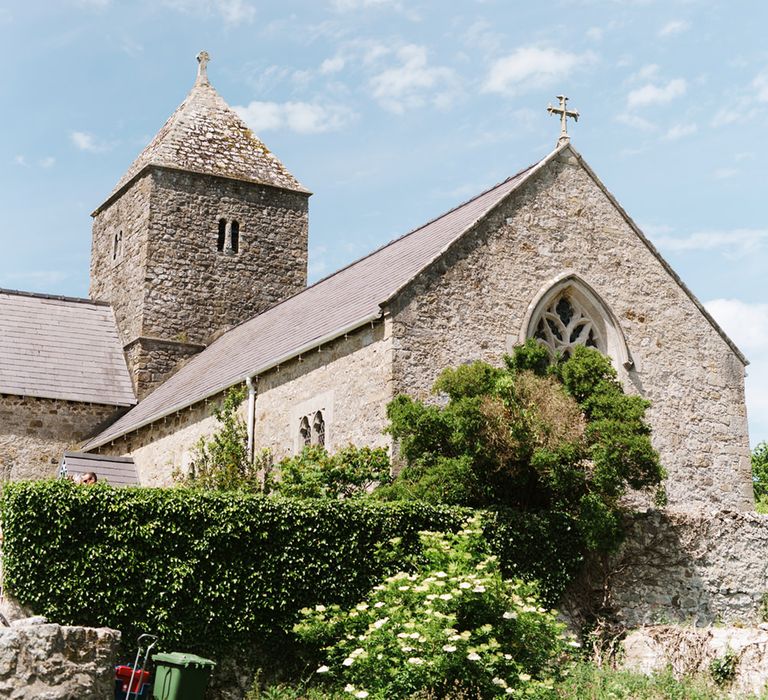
<box><xmin>152</xmin><ymin>652</ymin><xmax>216</xmax><ymax>700</ymax></box>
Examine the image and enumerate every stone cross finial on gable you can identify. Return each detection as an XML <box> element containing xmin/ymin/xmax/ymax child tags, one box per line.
<box><xmin>196</xmin><ymin>51</ymin><xmax>210</xmax><ymax>86</ymax></box>
<box><xmin>547</xmin><ymin>95</ymin><xmax>579</xmax><ymax>146</ymax></box>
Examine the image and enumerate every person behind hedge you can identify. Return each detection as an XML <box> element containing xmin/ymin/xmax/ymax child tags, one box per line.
<box><xmin>80</xmin><ymin>472</ymin><xmax>97</xmax><ymax>485</ymax></box>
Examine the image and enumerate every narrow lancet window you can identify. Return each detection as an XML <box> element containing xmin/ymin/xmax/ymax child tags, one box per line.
<box><xmin>299</xmin><ymin>416</ymin><xmax>311</xmax><ymax>447</ymax></box>
<box><xmin>217</xmin><ymin>219</ymin><xmax>226</xmax><ymax>252</ymax></box>
<box><xmin>312</xmin><ymin>411</ymin><xmax>325</xmax><ymax>447</ymax></box>
<box><xmin>230</xmin><ymin>220</ymin><xmax>240</xmax><ymax>254</ymax></box>
<box><xmin>112</xmin><ymin>230</ymin><xmax>123</xmax><ymax>262</ymax></box>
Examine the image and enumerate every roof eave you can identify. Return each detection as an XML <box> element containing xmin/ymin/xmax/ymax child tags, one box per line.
<box><xmin>91</xmin><ymin>163</ymin><xmax>312</xmax><ymax>217</ymax></box>
<box><xmin>81</xmin><ymin>310</ymin><xmax>382</xmax><ymax>451</ymax></box>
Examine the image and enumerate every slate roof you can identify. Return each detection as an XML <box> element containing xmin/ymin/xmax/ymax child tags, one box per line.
<box><xmin>0</xmin><ymin>290</ymin><xmax>136</xmax><ymax>406</ymax></box>
<box><xmin>96</xmin><ymin>66</ymin><xmax>307</xmax><ymax>213</ymax></box>
<box><xmin>82</xmin><ymin>149</ymin><xmax>556</xmax><ymax>449</ymax></box>
<box><xmin>59</xmin><ymin>451</ymin><xmax>139</xmax><ymax>487</ymax></box>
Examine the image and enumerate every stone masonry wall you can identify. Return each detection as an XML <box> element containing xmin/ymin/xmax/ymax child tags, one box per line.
<box><xmin>253</xmin><ymin>320</ymin><xmax>393</xmax><ymax>461</ymax></box>
<box><xmin>89</xmin><ymin>171</ymin><xmax>152</xmax><ymax>345</ymax></box>
<box><xmin>388</xmin><ymin>148</ymin><xmax>752</xmax><ymax>511</ymax></box>
<box><xmin>124</xmin><ymin>336</ymin><xmax>206</xmax><ymax>400</ymax></box>
<box><xmin>0</xmin><ymin>619</ymin><xmax>120</xmax><ymax>700</ymax></box>
<box><xmin>90</xmin><ymin>167</ymin><xmax>309</xmax><ymax>398</ymax></box>
<box><xmin>0</xmin><ymin>395</ymin><xmax>123</xmax><ymax>480</ymax></box>
<box><xmin>143</xmin><ymin>168</ymin><xmax>308</xmax><ymax>346</ymax></box>
<box><xmin>104</xmin><ymin>322</ymin><xmax>393</xmax><ymax>484</ymax></box>
<box><xmin>604</xmin><ymin>509</ymin><xmax>768</xmax><ymax>628</ymax></box>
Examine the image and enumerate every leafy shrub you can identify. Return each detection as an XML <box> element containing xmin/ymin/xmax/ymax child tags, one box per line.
<box><xmin>294</xmin><ymin>517</ymin><xmax>572</xmax><ymax>699</ymax></box>
<box><xmin>752</xmin><ymin>442</ymin><xmax>768</xmax><ymax>510</ymax></box>
<box><xmin>270</xmin><ymin>446</ymin><xmax>392</xmax><ymax>499</ymax></box>
<box><xmin>176</xmin><ymin>385</ymin><xmax>265</xmax><ymax>492</ymax></box>
<box><xmin>384</xmin><ymin>341</ymin><xmax>664</xmax><ymax>552</ymax></box>
<box><xmin>0</xmin><ymin>482</ymin><xmax>581</xmax><ymax>660</ymax></box>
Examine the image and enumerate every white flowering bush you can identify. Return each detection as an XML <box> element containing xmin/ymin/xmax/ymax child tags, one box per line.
<box><xmin>294</xmin><ymin>517</ymin><xmax>573</xmax><ymax>699</ymax></box>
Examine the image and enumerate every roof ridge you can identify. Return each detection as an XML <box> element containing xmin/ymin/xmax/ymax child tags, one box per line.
<box><xmin>193</xmin><ymin>162</ymin><xmax>542</xmax><ymax>352</ymax></box>
<box><xmin>0</xmin><ymin>288</ymin><xmax>108</xmax><ymax>306</ymax></box>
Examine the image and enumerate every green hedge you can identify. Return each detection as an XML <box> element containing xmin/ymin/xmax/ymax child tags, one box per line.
<box><xmin>0</xmin><ymin>481</ymin><xmax>583</xmax><ymax>660</ymax></box>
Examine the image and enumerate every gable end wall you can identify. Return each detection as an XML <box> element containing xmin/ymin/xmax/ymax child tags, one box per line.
<box><xmin>388</xmin><ymin>151</ymin><xmax>752</xmax><ymax>511</ymax></box>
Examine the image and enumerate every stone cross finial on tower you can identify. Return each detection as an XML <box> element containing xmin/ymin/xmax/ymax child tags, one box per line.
<box><xmin>547</xmin><ymin>95</ymin><xmax>579</xmax><ymax>146</ymax></box>
<box><xmin>196</xmin><ymin>51</ymin><xmax>210</xmax><ymax>86</ymax></box>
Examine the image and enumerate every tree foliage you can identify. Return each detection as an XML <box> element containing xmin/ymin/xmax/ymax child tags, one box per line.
<box><xmin>379</xmin><ymin>341</ymin><xmax>664</xmax><ymax>551</ymax></box>
<box><xmin>752</xmin><ymin>441</ymin><xmax>768</xmax><ymax>513</ymax></box>
<box><xmin>270</xmin><ymin>445</ymin><xmax>392</xmax><ymax>500</ymax></box>
<box><xmin>177</xmin><ymin>385</ymin><xmax>265</xmax><ymax>492</ymax></box>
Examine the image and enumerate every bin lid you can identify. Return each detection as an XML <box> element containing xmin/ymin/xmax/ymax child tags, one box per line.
<box><xmin>152</xmin><ymin>652</ymin><xmax>216</xmax><ymax>669</ymax></box>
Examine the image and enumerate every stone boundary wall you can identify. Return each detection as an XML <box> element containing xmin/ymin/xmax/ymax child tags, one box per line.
<box><xmin>0</xmin><ymin>618</ymin><xmax>120</xmax><ymax>699</ymax></box>
<box><xmin>622</xmin><ymin>625</ymin><xmax>768</xmax><ymax>697</ymax></box>
<box><xmin>604</xmin><ymin>509</ymin><xmax>768</xmax><ymax>628</ymax></box>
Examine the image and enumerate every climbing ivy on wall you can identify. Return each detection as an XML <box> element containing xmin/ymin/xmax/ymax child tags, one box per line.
<box><xmin>0</xmin><ymin>482</ymin><xmax>582</xmax><ymax>661</ymax></box>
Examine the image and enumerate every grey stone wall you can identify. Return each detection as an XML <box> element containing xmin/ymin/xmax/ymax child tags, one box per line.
<box><xmin>90</xmin><ymin>166</ymin><xmax>309</xmax><ymax>397</ymax></box>
<box><xmin>388</xmin><ymin>150</ymin><xmax>752</xmax><ymax>511</ymax></box>
<box><xmin>605</xmin><ymin>509</ymin><xmax>768</xmax><ymax>628</ymax></box>
<box><xmin>0</xmin><ymin>619</ymin><xmax>120</xmax><ymax>700</ymax></box>
<box><xmin>0</xmin><ymin>395</ymin><xmax>123</xmax><ymax>480</ymax></box>
<box><xmin>89</xmin><ymin>171</ymin><xmax>152</xmax><ymax>346</ymax></box>
<box><xmin>100</xmin><ymin>322</ymin><xmax>393</xmax><ymax>484</ymax></box>
<box><xmin>124</xmin><ymin>336</ymin><xmax>205</xmax><ymax>400</ymax></box>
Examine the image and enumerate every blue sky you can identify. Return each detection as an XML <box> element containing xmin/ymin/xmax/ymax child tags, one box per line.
<box><xmin>2</xmin><ymin>0</ymin><xmax>767</xmax><ymax>444</ymax></box>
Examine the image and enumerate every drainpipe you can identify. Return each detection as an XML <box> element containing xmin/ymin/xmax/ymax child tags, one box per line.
<box><xmin>245</xmin><ymin>375</ymin><xmax>257</xmax><ymax>462</ymax></box>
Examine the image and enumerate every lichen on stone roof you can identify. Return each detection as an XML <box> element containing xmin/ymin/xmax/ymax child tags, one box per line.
<box><xmin>100</xmin><ymin>52</ymin><xmax>307</xmax><ymax>209</ymax></box>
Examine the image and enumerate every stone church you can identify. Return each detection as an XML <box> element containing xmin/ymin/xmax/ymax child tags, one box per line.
<box><xmin>0</xmin><ymin>53</ymin><xmax>754</xmax><ymax>512</ymax></box>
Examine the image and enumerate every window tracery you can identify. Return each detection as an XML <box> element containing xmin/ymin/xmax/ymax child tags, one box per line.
<box><xmin>531</xmin><ymin>292</ymin><xmax>604</xmax><ymax>359</ymax></box>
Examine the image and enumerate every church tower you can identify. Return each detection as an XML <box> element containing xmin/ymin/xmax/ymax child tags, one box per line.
<box><xmin>89</xmin><ymin>53</ymin><xmax>309</xmax><ymax>399</ymax></box>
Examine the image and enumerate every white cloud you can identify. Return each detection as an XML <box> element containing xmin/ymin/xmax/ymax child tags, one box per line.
<box><xmin>713</xmin><ymin>167</ymin><xmax>738</xmax><ymax>180</ymax></box>
<box><xmin>658</xmin><ymin>20</ymin><xmax>689</xmax><ymax>37</ymax></box>
<box><xmin>706</xmin><ymin>300</ymin><xmax>768</xmax><ymax>354</ymax></box>
<box><xmin>160</xmin><ymin>0</ymin><xmax>255</xmax><ymax>24</ymax></box>
<box><xmin>631</xmin><ymin>64</ymin><xmax>659</xmax><ymax>81</ymax></box>
<box><xmin>369</xmin><ymin>45</ymin><xmax>458</xmax><ymax>113</ymax></box>
<box><xmin>706</xmin><ymin>299</ymin><xmax>768</xmax><ymax>444</ymax></box>
<box><xmin>627</xmin><ymin>78</ymin><xmax>686</xmax><ymax>108</ymax></box>
<box><xmin>616</xmin><ymin>113</ymin><xmax>656</xmax><ymax>131</ymax></box>
<box><xmin>320</xmin><ymin>55</ymin><xmax>345</xmax><ymax>74</ymax></box>
<box><xmin>330</xmin><ymin>0</ymin><xmax>419</xmax><ymax>19</ymax></box>
<box><xmin>482</xmin><ymin>46</ymin><xmax>597</xmax><ymax>95</ymax></box>
<box><xmin>13</xmin><ymin>155</ymin><xmax>27</xmax><ymax>167</ymax></box>
<box><xmin>753</xmin><ymin>70</ymin><xmax>768</xmax><ymax>102</ymax></box>
<box><xmin>586</xmin><ymin>26</ymin><xmax>603</xmax><ymax>41</ymax></box>
<box><xmin>665</xmin><ymin>122</ymin><xmax>697</xmax><ymax>140</ymax></box>
<box><xmin>39</xmin><ymin>156</ymin><xmax>56</xmax><ymax>168</ymax></box>
<box><xmin>70</xmin><ymin>131</ymin><xmax>111</xmax><ymax>153</ymax></box>
<box><xmin>234</xmin><ymin>101</ymin><xmax>355</xmax><ymax>134</ymax></box>
<box><xmin>651</xmin><ymin>228</ymin><xmax>768</xmax><ymax>258</ymax></box>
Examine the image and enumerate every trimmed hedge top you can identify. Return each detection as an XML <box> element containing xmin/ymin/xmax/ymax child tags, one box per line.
<box><xmin>0</xmin><ymin>481</ymin><xmax>583</xmax><ymax>660</ymax></box>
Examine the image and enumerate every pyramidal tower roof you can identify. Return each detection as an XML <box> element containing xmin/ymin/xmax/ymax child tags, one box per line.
<box><xmin>97</xmin><ymin>51</ymin><xmax>308</xmax><ymax>211</ymax></box>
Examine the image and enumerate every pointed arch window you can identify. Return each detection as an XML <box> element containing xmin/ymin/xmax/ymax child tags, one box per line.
<box><xmin>217</xmin><ymin>219</ymin><xmax>226</xmax><ymax>252</ymax></box>
<box><xmin>299</xmin><ymin>416</ymin><xmax>311</xmax><ymax>447</ymax></box>
<box><xmin>312</xmin><ymin>411</ymin><xmax>326</xmax><ymax>447</ymax></box>
<box><xmin>532</xmin><ymin>292</ymin><xmax>603</xmax><ymax>360</ymax></box>
<box><xmin>522</xmin><ymin>273</ymin><xmax>633</xmax><ymax>370</ymax></box>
